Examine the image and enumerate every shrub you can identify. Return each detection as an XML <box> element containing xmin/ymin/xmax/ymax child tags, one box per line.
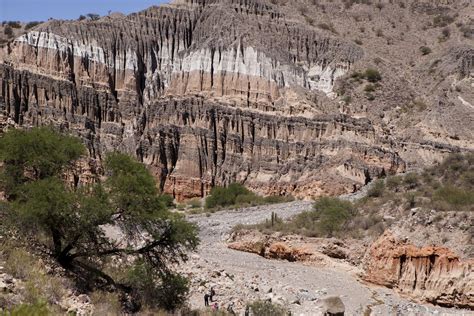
<box><xmin>127</xmin><ymin>262</ymin><xmax>189</xmax><ymax>311</ymax></box>
<box><xmin>205</xmin><ymin>183</ymin><xmax>251</xmax><ymax>209</ymax></box>
<box><xmin>7</xmin><ymin>21</ymin><xmax>22</xmax><ymax>28</ymax></box>
<box><xmin>159</xmin><ymin>194</ymin><xmax>175</xmax><ymax>208</ymax></box>
<box><xmin>342</xmin><ymin>95</ymin><xmax>352</xmax><ymax>104</ymax></box>
<box><xmin>441</xmin><ymin>27</ymin><xmax>451</xmax><ymax>39</ymax></box>
<box><xmin>247</xmin><ymin>301</ymin><xmax>287</xmax><ymax>316</ymax></box>
<box><xmin>2</xmin><ymin>244</ymin><xmax>70</xmax><ymax>306</ymax></box>
<box><xmin>434</xmin><ymin>186</ymin><xmax>474</xmax><ymax>207</ymax></box>
<box><xmin>313</xmin><ymin>197</ymin><xmax>356</xmax><ymax>237</ymax></box>
<box><xmin>5</xmin><ymin>302</ymin><xmax>50</xmax><ymax>316</ymax></box>
<box><xmin>5</xmin><ymin>248</ymin><xmax>37</xmax><ymax>279</ymax></box>
<box><xmin>386</xmin><ymin>176</ymin><xmax>402</xmax><ymax>190</ymax></box>
<box><xmin>367</xmin><ymin>180</ymin><xmax>385</xmax><ymax>198</ymax></box>
<box><xmin>317</xmin><ymin>22</ymin><xmax>337</xmax><ymax>34</ymax></box>
<box><xmin>187</xmin><ymin>198</ymin><xmax>202</xmax><ymax>209</ymax></box>
<box><xmin>459</xmin><ymin>25</ymin><xmax>473</xmax><ymax>39</ymax></box>
<box><xmin>413</xmin><ymin>99</ymin><xmax>428</xmax><ymax>111</ymax></box>
<box><xmin>263</xmin><ymin>195</ymin><xmax>294</xmax><ymax>204</ymax></box>
<box><xmin>4</xmin><ymin>25</ymin><xmax>13</xmax><ymax>37</ymax></box>
<box><xmin>364</xmin><ymin>84</ymin><xmax>376</xmax><ymax>92</ymax></box>
<box><xmin>245</xmin><ymin>197</ymin><xmax>356</xmax><ymax>238</ymax></box>
<box><xmin>235</xmin><ymin>193</ymin><xmax>263</xmax><ymax>206</ymax></box>
<box><xmin>25</xmin><ymin>21</ymin><xmax>41</xmax><ymax>30</ymax></box>
<box><xmin>366</xmin><ymin>93</ymin><xmax>375</xmax><ymax>101</ymax></box>
<box><xmin>290</xmin><ymin>210</ymin><xmax>321</xmax><ymax>237</ymax></box>
<box><xmin>90</xmin><ymin>291</ymin><xmax>122</xmax><ymax>316</ymax></box>
<box><xmin>419</xmin><ymin>46</ymin><xmax>432</xmax><ymax>55</ymax></box>
<box><xmin>461</xmin><ymin>170</ymin><xmax>474</xmax><ymax>188</ymax></box>
<box><xmin>87</xmin><ymin>13</ymin><xmax>100</xmax><ymax>20</ymax></box>
<box><xmin>441</xmin><ymin>153</ymin><xmax>470</xmax><ymax>174</ymax></box>
<box><xmin>205</xmin><ymin>183</ymin><xmax>292</xmax><ymax>209</ymax></box>
<box><xmin>404</xmin><ymin>173</ymin><xmax>419</xmax><ymax>189</ymax></box>
<box><xmin>305</xmin><ymin>15</ymin><xmax>315</xmax><ymax>26</ymax></box>
<box><xmin>433</xmin><ymin>14</ymin><xmax>454</xmax><ymax>28</ymax></box>
<box><xmin>364</xmin><ymin>68</ymin><xmax>382</xmax><ymax>82</ymax></box>
<box><xmin>351</xmin><ymin>71</ymin><xmax>363</xmax><ymax>80</ymax></box>
<box><xmin>404</xmin><ymin>192</ymin><xmax>416</xmax><ymax>208</ymax></box>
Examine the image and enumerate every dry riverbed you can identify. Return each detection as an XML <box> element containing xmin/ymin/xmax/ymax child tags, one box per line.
<box><xmin>180</xmin><ymin>202</ymin><xmax>473</xmax><ymax>315</ymax></box>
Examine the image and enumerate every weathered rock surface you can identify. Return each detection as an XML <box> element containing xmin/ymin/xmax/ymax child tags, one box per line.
<box><xmin>3</xmin><ymin>0</ymin><xmax>472</xmax><ymax>199</ymax></box>
<box><xmin>228</xmin><ymin>229</ymin><xmax>357</xmax><ymax>265</ymax></box>
<box><xmin>364</xmin><ymin>231</ymin><xmax>474</xmax><ymax>309</ymax></box>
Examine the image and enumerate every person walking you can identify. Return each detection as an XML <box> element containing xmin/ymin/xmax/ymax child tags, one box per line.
<box><xmin>227</xmin><ymin>302</ymin><xmax>236</xmax><ymax>315</ymax></box>
<box><xmin>245</xmin><ymin>305</ymin><xmax>250</xmax><ymax>316</ymax></box>
<box><xmin>204</xmin><ymin>293</ymin><xmax>210</xmax><ymax>306</ymax></box>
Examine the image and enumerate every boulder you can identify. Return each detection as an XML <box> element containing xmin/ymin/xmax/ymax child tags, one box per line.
<box><xmin>321</xmin><ymin>296</ymin><xmax>345</xmax><ymax>316</ymax></box>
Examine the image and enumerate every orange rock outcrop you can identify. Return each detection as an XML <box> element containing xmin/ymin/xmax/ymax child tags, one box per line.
<box><xmin>364</xmin><ymin>231</ymin><xmax>473</xmax><ymax>308</ymax></box>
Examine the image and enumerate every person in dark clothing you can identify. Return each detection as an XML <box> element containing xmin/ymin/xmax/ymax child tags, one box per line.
<box><xmin>227</xmin><ymin>302</ymin><xmax>235</xmax><ymax>315</ymax></box>
<box><xmin>204</xmin><ymin>293</ymin><xmax>210</xmax><ymax>306</ymax></box>
<box><xmin>244</xmin><ymin>305</ymin><xmax>250</xmax><ymax>316</ymax></box>
<box><xmin>210</xmin><ymin>287</ymin><xmax>216</xmax><ymax>302</ymax></box>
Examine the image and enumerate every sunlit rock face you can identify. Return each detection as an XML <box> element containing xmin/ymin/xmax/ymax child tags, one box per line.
<box><xmin>0</xmin><ymin>0</ymin><xmax>409</xmax><ymax>200</ymax></box>
<box><xmin>364</xmin><ymin>231</ymin><xmax>474</xmax><ymax>309</ymax></box>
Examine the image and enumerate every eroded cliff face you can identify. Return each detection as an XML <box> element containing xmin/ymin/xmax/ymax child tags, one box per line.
<box><xmin>6</xmin><ymin>0</ymin><xmax>471</xmax><ymax>199</ymax></box>
<box><xmin>364</xmin><ymin>231</ymin><xmax>474</xmax><ymax>309</ymax></box>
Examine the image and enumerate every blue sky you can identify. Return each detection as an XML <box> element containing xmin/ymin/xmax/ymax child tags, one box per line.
<box><xmin>1</xmin><ymin>0</ymin><xmax>169</xmax><ymax>22</ymax></box>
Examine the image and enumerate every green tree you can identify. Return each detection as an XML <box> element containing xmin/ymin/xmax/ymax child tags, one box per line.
<box><xmin>87</xmin><ymin>13</ymin><xmax>100</xmax><ymax>20</ymax></box>
<box><xmin>0</xmin><ymin>127</ymin><xmax>198</xmax><ymax>311</ymax></box>
<box><xmin>127</xmin><ymin>262</ymin><xmax>189</xmax><ymax>311</ymax></box>
<box><xmin>0</xmin><ymin>127</ymin><xmax>85</xmax><ymax>197</ymax></box>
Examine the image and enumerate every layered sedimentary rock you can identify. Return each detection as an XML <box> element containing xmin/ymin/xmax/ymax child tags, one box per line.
<box><xmin>9</xmin><ymin>0</ymin><xmax>473</xmax><ymax>199</ymax></box>
<box><xmin>364</xmin><ymin>231</ymin><xmax>474</xmax><ymax>308</ymax></box>
<box><xmin>0</xmin><ymin>0</ymin><xmax>392</xmax><ymax>199</ymax></box>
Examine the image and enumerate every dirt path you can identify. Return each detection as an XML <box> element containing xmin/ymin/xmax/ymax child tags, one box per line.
<box><xmin>181</xmin><ymin>202</ymin><xmax>469</xmax><ymax>315</ymax></box>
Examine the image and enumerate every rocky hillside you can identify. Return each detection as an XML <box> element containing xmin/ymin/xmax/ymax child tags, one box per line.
<box><xmin>228</xmin><ymin>152</ymin><xmax>474</xmax><ymax>310</ymax></box>
<box><xmin>0</xmin><ymin>0</ymin><xmax>473</xmax><ymax>200</ymax></box>
<box><xmin>0</xmin><ymin>21</ymin><xmax>43</xmax><ymax>46</ymax></box>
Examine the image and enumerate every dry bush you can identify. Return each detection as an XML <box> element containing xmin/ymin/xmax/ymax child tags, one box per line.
<box><xmin>2</xmin><ymin>242</ymin><xmax>71</xmax><ymax>307</ymax></box>
<box><xmin>4</xmin><ymin>248</ymin><xmax>37</xmax><ymax>279</ymax></box>
<box><xmin>90</xmin><ymin>291</ymin><xmax>122</xmax><ymax>316</ymax></box>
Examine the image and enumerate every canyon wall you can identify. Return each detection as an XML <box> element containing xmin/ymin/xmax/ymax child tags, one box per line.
<box><xmin>1</xmin><ymin>0</ymin><xmax>470</xmax><ymax>199</ymax></box>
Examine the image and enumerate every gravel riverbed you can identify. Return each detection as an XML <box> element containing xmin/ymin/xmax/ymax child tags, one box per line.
<box><xmin>180</xmin><ymin>201</ymin><xmax>471</xmax><ymax>315</ymax></box>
